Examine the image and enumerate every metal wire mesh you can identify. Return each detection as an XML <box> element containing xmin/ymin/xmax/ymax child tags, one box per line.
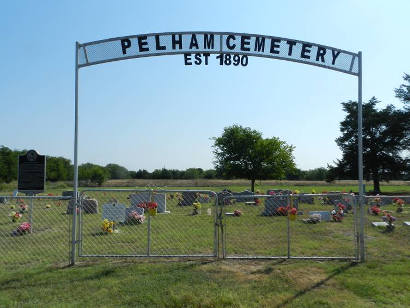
<box><xmin>364</xmin><ymin>195</ymin><xmax>410</xmax><ymax>261</ymax></box>
<box><xmin>78</xmin><ymin>32</ymin><xmax>359</xmax><ymax>75</ymax></box>
<box><xmin>289</xmin><ymin>193</ymin><xmax>358</xmax><ymax>259</ymax></box>
<box><xmin>221</xmin><ymin>192</ymin><xmax>358</xmax><ymax>260</ymax></box>
<box><xmin>0</xmin><ymin>195</ymin><xmax>72</xmax><ymax>268</ymax></box>
<box><xmin>78</xmin><ymin>189</ymin><xmax>217</xmax><ymax>257</ymax></box>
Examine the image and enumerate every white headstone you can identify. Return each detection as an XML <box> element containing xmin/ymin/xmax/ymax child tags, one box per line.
<box><xmin>102</xmin><ymin>202</ymin><xmax>126</xmax><ymax>223</ymax></box>
<box><xmin>309</xmin><ymin>211</ymin><xmax>331</xmax><ymax>222</ymax></box>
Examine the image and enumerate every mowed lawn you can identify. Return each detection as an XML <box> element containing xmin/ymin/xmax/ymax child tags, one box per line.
<box><xmin>0</xmin><ymin>185</ymin><xmax>409</xmax><ymax>307</ymax></box>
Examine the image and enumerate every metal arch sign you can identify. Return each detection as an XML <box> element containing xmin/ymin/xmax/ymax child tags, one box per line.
<box><xmin>71</xmin><ymin>31</ymin><xmax>365</xmax><ymax>264</ymax></box>
<box><xmin>76</xmin><ymin>31</ymin><xmax>359</xmax><ymax>76</ymax></box>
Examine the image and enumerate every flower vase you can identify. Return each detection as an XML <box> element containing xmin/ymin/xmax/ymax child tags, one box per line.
<box><xmin>148</xmin><ymin>208</ymin><xmax>157</xmax><ymax>216</ymax></box>
<box><xmin>289</xmin><ymin>213</ymin><xmax>296</xmax><ymax>221</ymax></box>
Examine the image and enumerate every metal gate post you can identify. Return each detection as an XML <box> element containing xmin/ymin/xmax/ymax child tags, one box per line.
<box><xmin>71</xmin><ymin>42</ymin><xmax>80</xmax><ymax>266</ymax></box>
<box><xmin>287</xmin><ymin>195</ymin><xmax>291</xmax><ymax>259</ymax></box>
<box><xmin>357</xmin><ymin>51</ymin><xmax>365</xmax><ymax>262</ymax></box>
<box><xmin>147</xmin><ymin>190</ymin><xmax>152</xmax><ymax>256</ymax></box>
<box><xmin>213</xmin><ymin>193</ymin><xmax>218</xmax><ymax>257</ymax></box>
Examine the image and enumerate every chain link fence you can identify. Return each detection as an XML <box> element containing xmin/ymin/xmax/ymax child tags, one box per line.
<box><xmin>0</xmin><ymin>195</ymin><xmax>72</xmax><ymax>268</ymax></box>
<box><xmin>78</xmin><ymin>189</ymin><xmax>218</xmax><ymax>258</ymax></box>
<box><xmin>364</xmin><ymin>195</ymin><xmax>410</xmax><ymax>261</ymax></box>
<box><xmin>6</xmin><ymin>190</ymin><xmax>406</xmax><ymax>265</ymax></box>
<box><xmin>220</xmin><ymin>192</ymin><xmax>359</xmax><ymax>260</ymax></box>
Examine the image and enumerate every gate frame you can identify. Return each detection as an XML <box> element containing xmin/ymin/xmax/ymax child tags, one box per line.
<box><xmin>77</xmin><ymin>188</ymin><xmax>219</xmax><ymax>258</ymax></box>
<box><xmin>71</xmin><ymin>32</ymin><xmax>365</xmax><ymax>265</ymax></box>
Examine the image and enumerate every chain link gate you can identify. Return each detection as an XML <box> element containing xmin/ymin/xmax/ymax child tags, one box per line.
<box><xmin>220</xmin><ymin>192</ymin><xmax>359</xmax><ymax>260</ymax></box>
<box><xmin>0</xmin><ymin>195</ymin><xmax>73</xmax><ymax>267</ymax></box>
<box><xmin>78</xmin><ymin>189</ymin><xmax>218</xmax><ymax>258</ymax></box>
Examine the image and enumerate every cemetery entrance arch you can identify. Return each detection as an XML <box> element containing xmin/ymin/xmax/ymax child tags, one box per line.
<box><xmin>71</xmin><ymin>32</ymin><xmax>364</xmax><ymax>264</ymax></box>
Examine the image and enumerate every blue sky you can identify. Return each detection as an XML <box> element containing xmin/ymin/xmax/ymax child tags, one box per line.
<box><xmin>1</xmin><ymin>1</ymin><xmax>408</xmax><ymax>172</ymax></box>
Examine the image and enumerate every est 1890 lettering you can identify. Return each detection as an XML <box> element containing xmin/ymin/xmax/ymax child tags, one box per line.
<box><xmin>184</xmin><ymin>53</ymin><xmax>248</xmax><ymax>66</ymax></box>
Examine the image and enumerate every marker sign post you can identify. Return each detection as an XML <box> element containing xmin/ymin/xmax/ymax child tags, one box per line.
<box><xmin>18</xmin><ymin>150</ymin><xmax>46</xmax><ymax>234</ymax></box>
<box><xmin>18</xmin><ymin>150</ymin><xmax>46</xmax><ymax>195</ymax></box>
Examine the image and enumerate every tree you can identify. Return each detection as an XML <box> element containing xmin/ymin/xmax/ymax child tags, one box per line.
<box><xmin>79</xmin><ymin>163</ymin><xmax>109</xmax><ymax>185</ymax></box>
<box><xmin>212</xmin><ymin>125</ymin><xmax>295</xmax><ymax>192</ymax></box>
<box><xmin>0</xmin><ymin>146</ymin><xmax>20</xmax><ymax>183</ymax></box>
<box><xmin>394</xmin><ymin>73</ymin><xmax>410</xmax><ymax>148</ymax></box>
<box><xmin>46</xmin><ymin>156</ymin><xmax>72</xmax><ymax>181</ymax></box>
<box><xmin>105</xmin><ymin>163</ymin><xmax>130</xmax><ymax>179</ymax></box>
<box><xmin>330</xmin><ymin>97</ymin><xmax>409</xmax><ymax>193</ymax></box>
<box><xmin>395</xmin><ymin>73</ymin><xmax>410</xmax><ymax>107</ymax></box>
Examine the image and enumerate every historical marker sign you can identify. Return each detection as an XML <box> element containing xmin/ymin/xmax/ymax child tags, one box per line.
<box><xmin>18</xmin><ymin>150</ymin><xmax>46</xmax><ymax>194</ymax></box>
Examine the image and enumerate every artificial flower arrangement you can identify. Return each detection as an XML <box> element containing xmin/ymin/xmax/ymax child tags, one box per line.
<box><xmin>233</xmin><ymin>209</ymin><xmax>242</xmax><ymax>217</ymax></box>
<box><xmin>370</xmin><ymin>205</ymin><xmax>381</xmax><ymax>215</ymax></box>
<box><xmin>371</xmin><ymin>195</ymin><xmax>382</xmax><ymax>207</ymax></box>
<box><xmin>9</xmin><ymin>211</ymin><xmax>22</xmax><ymax>222</ymax></box>
<box><xmin>147</xmin><ymin>202</ymin><xmax>158</xmax><ymax>216</ymax></box>
<box><xmin>331</xmin><ymin>204</ymin><xmax>344</xmax><ymax>222</ymax></box>
<box><xmin>102</xmin><ymin>219</ymin><xmax>115</xmax><ymax>234</ymax></box>
<box><xmin>277</xmin><ymin>206</ymin><xmax>289</xmax><ymax>216</ymax></box>
<box><xmin>393</xmin><ymin>198</ymin><xmax>405</xmax><ymax>213</ymax></box>
<box><xmin>12</xmin><ymin>222</ymin><xmax>31</xmax><ymax>236</ymax></box>
<box><xmin>19</xmin><ymin>203</ymin><xmax>27</xmax><ymax>213</ymax></box>
<box><xmin>337</xmin><ymin>203</ymin><xmax>348</xmax><ymax>214</ymax></box>
<box><xmin>128</xmin><ymin>211</ymin><xmax>145</xmax><ymax>224</ymax></box>
<box><xmin>192</xmin><ymin>202</ymin><xmax>201</xmax><ymax>215</ymax></box>
<box><xmin>254</xmin><ymin>198</ymin><xmax>261</xmax><ymax>205</ymax></box>
<box><xmin>137</xmin><ymin>202</ymin><xmax>148</xmax><ymax>210</ymax></box>
<box><xmin>288</xmin><ymin>207</ymin><xmax>297</xmax><ymax>221</ymax></box>
<box><xmin>382</xmin><ymin>210</ymin><xmax>396</xmax><ymax>232</ymax></box>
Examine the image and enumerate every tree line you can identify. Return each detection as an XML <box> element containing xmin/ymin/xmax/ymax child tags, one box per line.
<box><xmin>0</xmin><ymin>146</ymin><xmax>333</xmax><ymax>186</ymax></box>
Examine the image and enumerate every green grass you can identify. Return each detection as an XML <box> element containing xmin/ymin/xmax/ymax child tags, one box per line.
<box><xmin>0</xmin><ymin>187</ymin><xmax>409</xmax><ymax>307</ymax></box>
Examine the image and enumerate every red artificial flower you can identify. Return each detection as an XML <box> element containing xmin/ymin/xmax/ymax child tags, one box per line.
<box><xmin>137</xmin><ymin>202</ymin><xmax>148</xmax><ymax>209</ymax></box>
<box><xmin>289</xmin><ymin>208</ymin><xmax>297</xmax><ymax>215</ymax></box>
<box><xmin>147</xmin><ymin>202</ymin><xmax>158</xmax><ymax>209</ymax></box>
<box><xmin>338</xmin><ymin>203</ymin><xmax>346</xmax><ymax>210</ymax></box>
<box><xmin>371</xmin><ymin>206</ymin><xmax>381</xmax><ymax>215</ymax></box>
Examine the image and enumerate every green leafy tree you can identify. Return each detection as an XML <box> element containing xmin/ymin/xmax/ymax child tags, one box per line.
<box><xmin>395</xmin><ymin>73</ymin><xmax>410</xmax><ymax>107</ymax></box>
<box><xmin>212</xmin><ymin>125</ymin><xmax>295</xmax><ymax>192</ymax></box>
<box><xmin>105</xmin><ymin>163</ymin><xmax>130</xmax><ymax>179</ymax></box>
<box><xmin>394</xmin><ymin>73</ymin><xmax>410</xmax><ymax>148</ymax></box>
<box><xmin>330</xmin><ymin>97</ymin><xmax>409</xmax><ymax>193</ymax></box>
<box><xmin>46</xmin><ymin>156</ymin><xmax>72</xmax><ymax>181</ymax></box>
<box><xmin>79</xmin><ymin>163</ymin><xmax>108</xmax><ymax>185</ymax></box>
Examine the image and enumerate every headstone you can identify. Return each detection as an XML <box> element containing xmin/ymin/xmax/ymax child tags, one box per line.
<box><xmin>298</xmin><ymin>194</ymin><xmax>314</xmax><ymax>204</ymax></box>
<box><xmin>232</xmin><ymin>190</ymin><xmax>255</xmax><ymax>202</ymax></box>
<box><xmin>82</xmin><ymin>198</ymin><xmax>99</xmax><ymax>214</ymax></box>
<box><xmin>309</xmin><ymin>211</ymin><xmax>331</xmax><ymax>222</ymax></box>
<box><xmin>62</xmin><ymin>191</ymin><xmax>75</xmax><ymax>197</ymax></box>
<box><xmin>197</xmin><ymin>194</ymin><xmax>211</xmax><ymax>203</ymax></box>
<box><xmin>262</xmin><ymin>196</ymin><xmax>288</xmax><ymax>216</ymax></box>
<box><xmin>179</xmin><ymin>191</ymin><xmax>197</xmax><ymax>206</ymax></box>
<box><xmin>128</xmin><ymin>192</ymin><xmax>168</xmax><ymax>213</ymax></box>
<box><xmin>18</xmin><ymin>150</ymin><xmax>46</xmax><ymax>194</ymax></box>
<box><xmin>217</xmin><ymin>190</ymin><xmax>233</xmax><ymax>205</ymax></box>
<box><xmin>67</xmin><ymin>198</ymin><xmax>98</xmax><ymax>214</ymax></box>
<box><xmin>102</xmin><ymin>202</ymin><xmax>126</xmax><ymax>223</ymax></box>
<box><xmin>372</xmin><ymin>222</ymin><xmax>391</xmax><ymax>227</ymax></box>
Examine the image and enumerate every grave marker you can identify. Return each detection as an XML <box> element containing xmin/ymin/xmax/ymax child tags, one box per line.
<box><xmin>102</xmin><ymin>202</ymin><xmax>126</xmax><ymax>223</ymax></box>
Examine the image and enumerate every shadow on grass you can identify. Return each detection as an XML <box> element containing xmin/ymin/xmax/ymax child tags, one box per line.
<box><xmin>274</xmin><ymin>262</ymin><xmax>358</xmax><ymax>308</ymax></box>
